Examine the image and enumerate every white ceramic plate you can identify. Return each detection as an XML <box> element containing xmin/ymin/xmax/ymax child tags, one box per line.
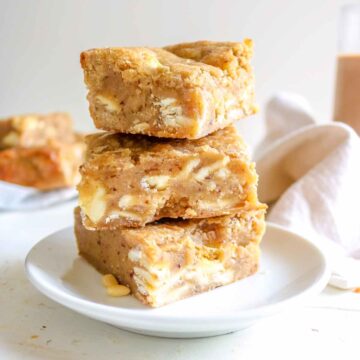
<box><xmin>25</xmin><ymin>223</ymin><xmax>330</xmax><ymax>338</ymax></box>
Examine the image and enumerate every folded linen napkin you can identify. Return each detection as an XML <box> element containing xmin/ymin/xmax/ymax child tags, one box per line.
<box><xmin>255</xmin><ymin>92</ymin><xmax>360</xmax><ymax>289</ymax></box>
<box><xmin>0</xmin><ymin>181</ymin><xmax>77</xmax><ymax>210</ymax></box>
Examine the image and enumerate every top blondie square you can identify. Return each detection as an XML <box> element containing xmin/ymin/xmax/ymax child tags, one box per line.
<box><xmin>81</xmin><ymin>40</ymin><xmax>256</xmax><ymax>139</ymax></box>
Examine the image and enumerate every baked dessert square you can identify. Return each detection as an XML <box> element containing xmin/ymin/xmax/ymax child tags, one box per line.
<box><xmin>75</xmin><ymin>205</ymin><xmax>266</xmax><ymax>307</ymax></box>
<box><xmin>0</xmin><ymin>112</ymin><xmax>75</xmax><ymax>149</ymax></box>
<box><xmin>80</xmin><ymin>40</ymin><xmax>256</xmax><ymax>139</ymax></box>
<box><xmin>78</xmin><ymin>126</ymin><xmax>260</xmax><ymax>229</ymax></box>
<box><xmin>0</xmin><ymin>138</ymin><xmax>85</xmax><ymax>190</ymax></box>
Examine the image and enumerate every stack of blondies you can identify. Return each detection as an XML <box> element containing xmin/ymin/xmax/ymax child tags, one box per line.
<box><xmin>75</xmin><ymin>40</ymin><xmax>266</xmax><ymax>307</ymax></box>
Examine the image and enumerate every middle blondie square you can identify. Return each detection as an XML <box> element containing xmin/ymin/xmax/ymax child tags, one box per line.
<box><xmin>78</xmin><ymin>125</ymin><xmax>259</xmax><ymax>230</ymax></box>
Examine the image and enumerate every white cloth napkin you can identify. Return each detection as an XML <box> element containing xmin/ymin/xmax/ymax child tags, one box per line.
<box><xmin>255</xmin><ymin>92</ymin><xmax>360</xmax><ymax>289</ymax></box>
<box><xmin>0</xmin><ymin>181</ymin><xmax>77</xmax><ymax>210</ymax></box>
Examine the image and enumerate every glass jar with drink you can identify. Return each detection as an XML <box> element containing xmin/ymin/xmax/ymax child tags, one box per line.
<box><xmin>334</xmin><ymin>3</ymin><xmax>360</xmax><ymax>135</ymax></box>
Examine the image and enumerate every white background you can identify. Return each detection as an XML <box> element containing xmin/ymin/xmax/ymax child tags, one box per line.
<box><xmin>0</xmin><ymin>0</ymin><xmax>351</xmax><ymax>131</ymax></box>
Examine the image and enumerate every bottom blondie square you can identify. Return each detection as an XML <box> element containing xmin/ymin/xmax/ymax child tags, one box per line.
<box><xmin>0</xmin><ymin>139</ymin><xmax>85</xmax><ymax>190</ymax></box>
<box><xmin>75</xmin><ymin>205</ymin><xmax>266</xmax><ymax>307</ymax></box>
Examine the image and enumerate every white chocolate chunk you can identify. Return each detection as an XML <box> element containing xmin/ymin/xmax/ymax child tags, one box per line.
<box><xmin>141</xmin><ymin>175</ymin><xmax>170</xmax><ymax>190</ymax></box>
<box><xmin>2</xmin><ymin>132</ymin><xmax>19</xmax><ymax>147</ymax></box>
<box><xmin>214</xmin><ymin>168</ymin><xmax>230</xmax><ymax>180</ymax></box>
<box><xmin>157</xmin><ymin>98</ymin><xmax>177</xmax><ymax>107</ymax></box>
<box><xmin>14</xmin><ymin>116</ymin><xmax>39</xmax><ymax>131</ymax></box>
<box><xmin>104</xmin><ymin>209</ymin><xmax>143</xmax><ymax>223</ymax></box>
<box><xmin>83</xmin><ymin>186</ymin><xmax>107</xmax><ymax>223</ymax></box>
<box><xmin>26</xmin><ymin>117</ymin><xmax>42</xmax><ymax>130</ymax></box>
<box><xmin>146</xmin><ymin>55</ymin><xmax>162</xmax><ymax>69</ymax></box>
<box><xmin>169</xmin><ymin>115</ymin><xmax>192</xmax><ymax>126</ymax></box>
<box><xmin>118</xmin><ymin>194</ymin><xmax>138</xmax><ymax>208</ymax></box>
<box><xmin>155</xmin><ymin>98</ymin><xmax>191</xmax><ymax>127</ymax></box>
<box><xmin>133</xmin><ymin>277</ymin><xmax>149</xmax><ymax>296</ymax></box>
<box><xmin>132</xmin><ymin>122</ymin><xmax>150</xmax><ymax>132</ymax></box>
<box><xmin>194</xmin><ymin>157</ymin><xmax>230</xmax><ymax>181</ymax></box>
<box><xmin>143</xmin><ymin>260</ymin><xmax>235</xmax><ymax>307</ymax></box>
<box><xmin>206</xmin><ymin>181</ymin><xmax>217</xmax><ymax>191</ymax></box>
<box><xmin>198</xmin><ymin>197</ymin><xmax>239</xmax><ymax>209</ymax></box>
<box><xmin>177</xmin><ymin>158</ymin><xmax>201</xmax><ymax>178</ymax></box>
<box><xmin>134</xmin><ymin>267</ymin><xmax>153</xmax><ymax>282</ymax></box>
<box><xmin>104</xmin><ymin>212</ymin><xmax>122</xmax><ymax>223</ymax></box>
<box><xmin>117</xmin><ymin>210</ymin><xmax>143</xmax><ymax>221</ymax></box>
<box><xmin>95</xmin><ymin>95</ymin><xmax>120</xmax><ymax>112</ymax></box>
<box><xmin>128</xmin><ymin>248</ymin><xmax>142</xmax><ymax>262</ymax></box>
<box><xmin>198</xmin><ymin>145</ymin><xmax>219</xmax><ymax>155</ymax></box>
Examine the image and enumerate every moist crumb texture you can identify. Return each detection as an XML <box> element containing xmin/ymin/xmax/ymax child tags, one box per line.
<box><xmin>74</xmin><ymin>205</ymin><xmax>266</xmax><ymax>307</ymax></box>
<box><xmin>80</xmin><ymin>40</ymin><xmax>256</xmax><ymax>139</ymax></box>
<box><xmin>78</xmin><ymin>126</ymin><xmax>262</xmax><ymax>229</ymax></box>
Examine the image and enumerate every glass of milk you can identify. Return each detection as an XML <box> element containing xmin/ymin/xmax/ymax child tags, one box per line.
<box><xmin>334</xmin><ymin>3</ymin><xmax>360</xmax><ymax>134</ymax></box>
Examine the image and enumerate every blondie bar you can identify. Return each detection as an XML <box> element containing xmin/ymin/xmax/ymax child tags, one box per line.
<box><xmin>80</xmin><ymin>40</ymin><xmax>256</xmax><ymax>139</ymax></box>
<box><xmin>0</xmin><ymin>138</ymin><xmax>85</xmax><ymax>190</ymax></box>
<box><xmin>0</xmin><ymin>112</ymin><xmax>75</xmax><ymax>149</ymax></box>
<box><xmin>78</xmin><ymin>126</ymin><xmax>260</xmax><ymax>229</ymax></box>
<box><xmin>75</xmin><ymin>205</ymin><xmax>266</xmax><ymax>307</ymax></box>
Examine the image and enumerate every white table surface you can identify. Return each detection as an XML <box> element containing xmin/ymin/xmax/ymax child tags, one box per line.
<box><xmin>0</xmin><ymin>199</ymin><xmax>359</xmax><ymax>360</ymax></box>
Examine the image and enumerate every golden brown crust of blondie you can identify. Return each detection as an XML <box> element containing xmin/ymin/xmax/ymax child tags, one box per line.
<box><xmin>0</xmin><ymin>112</ymin><xmax>75</xmax><ymax>149</ymax></box>
<box><xmin>0</xmin><ymin>138</ymin><xmax>85</xmax><ymax>190</ymax></box>
<box><xmin>164</xmin><ymin>40</ymin><xmax>254</xmax><ymax>78</ymax></box>
<box><xmin>80</xmin><ymin>40</ymin><xmax>256</xmax><ymax>139</ymax></box>
<box><xmin>78</xmin><ymin>126</ymin><xmax>262</xmax><ymax>229</ymax></box>
<box><xmin>74</xmin><ymin>205</ymin><xmax>266</xmax><ymax>307</ymax></box>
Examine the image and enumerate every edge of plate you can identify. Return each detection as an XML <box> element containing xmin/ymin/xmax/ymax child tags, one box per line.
<box><xmin>25</xmin><ymin>222</ymin><xmax>331</xmax><ymax>325</ymax></box>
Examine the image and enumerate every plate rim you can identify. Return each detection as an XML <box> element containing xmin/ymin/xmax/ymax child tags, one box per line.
<box><xmin>25</xmin><ymin>222</ymin><xmax>331</xmax><ymax>325</ymax></box>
